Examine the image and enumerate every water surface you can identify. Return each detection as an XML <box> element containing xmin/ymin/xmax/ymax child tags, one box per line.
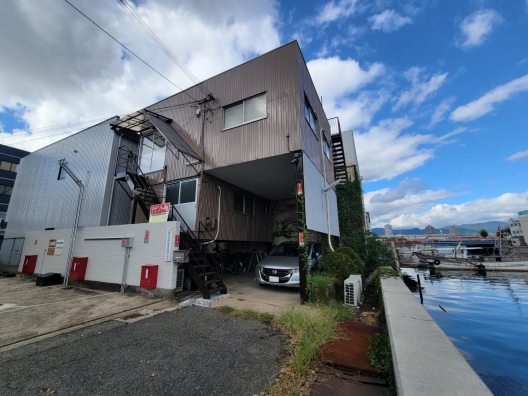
<box><xmin>402</xmin><ymin>268</ymin><xmax>528</xmax><ymax>395</ymax></box>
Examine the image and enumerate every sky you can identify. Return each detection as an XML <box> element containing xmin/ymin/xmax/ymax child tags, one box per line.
<box><xmin>0</xmin><ymin>0</ymin><xmax>527</xmax><ymax>230</ymax></box>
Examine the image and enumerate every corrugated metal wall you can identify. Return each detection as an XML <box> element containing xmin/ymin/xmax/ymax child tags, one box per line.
<box><xmin>297</xmin><ymin>47</ymin><xmax>335</xmax><ymax>185</ymax></box>
<box><xmin>147</xmin><ymin>41</ymin><xmax>302</xmax><ymax>175</ymax></box>
<box><xmin>4</xmin><ymin>118</ymin><xmax>125</xmax><ymax>238</ymax></box>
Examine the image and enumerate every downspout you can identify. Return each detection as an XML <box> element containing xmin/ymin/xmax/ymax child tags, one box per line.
<box><xmin>320</xmin><ymin>129</ymin><xmax>334</xmax><ymax>252</ymax></box>
<box><xmin>202</xmin><ymin>185</ymin><xmax>221</xmax><ymax>244</ymax></box>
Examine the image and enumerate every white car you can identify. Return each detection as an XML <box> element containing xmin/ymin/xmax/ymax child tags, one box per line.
<box><xmin>254</xmin><ymin>242</ymin><xmax>322</xmax><ymax>287</ymax></box>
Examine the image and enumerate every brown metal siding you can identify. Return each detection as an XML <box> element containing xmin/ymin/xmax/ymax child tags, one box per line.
<box><xmin>147</xmin><ymin>42</ymin><xmax>302</xmax><ymax>177</ymax></box>
<box><xmin>297</xmin><ymin>48</ymin><xmax>335</xmax><ymax>184</ymax></box>
<box><xmin>196</xmin><ymin>175</ymin><xmax>273</xmax><ymax>242</ymax></box>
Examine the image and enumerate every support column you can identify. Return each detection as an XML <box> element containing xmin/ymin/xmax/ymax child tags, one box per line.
<box><xmin>294</xmin><ymin>155</ymin><xmax>308</xmax><ymax>304</ymax></box>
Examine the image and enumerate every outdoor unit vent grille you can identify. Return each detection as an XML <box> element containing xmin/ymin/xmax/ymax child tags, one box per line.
<box><xmin>176</xmin><ymin>269</ymin><xmax>185</xmax><ymax>292</ymax></box>
<box><xmin>344</xmin><ymin>275</ymin><xmax>362</xmax><ymax>307</ymax></box>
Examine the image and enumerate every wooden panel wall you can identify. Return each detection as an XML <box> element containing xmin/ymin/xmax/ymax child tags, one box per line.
<box><xmin>196</xmin><ymin>175</ymin><xmax>273</xmax><ymax>242</ymax></box>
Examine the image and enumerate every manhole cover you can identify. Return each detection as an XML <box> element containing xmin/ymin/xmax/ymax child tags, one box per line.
<box><xmin>122</xmin><ymin>313</ymin><xmax>144</xmax><ymax>320</ymax></box>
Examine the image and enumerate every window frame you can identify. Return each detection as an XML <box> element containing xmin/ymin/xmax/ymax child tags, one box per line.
<box><xmin>304</xmin><ymin>96</ymin><xmax>317</xmax><ymax>135</ymax></box>
<box><xmin>222</xmin><ymin>92</ymin><xmax>267</xmax><ymax>131</ymax></box>
<box><xmin>139</xmin><ymin>129</ymin><xmax>166</xmax><ymax>173</ymax></box>
<box><xmin>323</xmin><ymin>135</ymin><xmax>331</xmax><ymax>159</ymax></box>
<box><xmin>164</xmin><ymin>179</ymin><xmax>197</xmax><ymax>206</ymax></box>
<box><xmin>57</xmin><ymin>163</ymin><xmax>67</xmax><ymax>180</ymax></box>
<box><xmin>234</xmin><ymin>192</ymin><xmax>255</xmax><ymax>216</ymax></box>
<box><xmin>0</xmin><ymin>161</ymin><xmax>17</xmax><ymax>172</ymax></box>
<box><xmin>263</xmin><ymin>202</ymin><xmax>271</xmax><ymax>215</ymax></box>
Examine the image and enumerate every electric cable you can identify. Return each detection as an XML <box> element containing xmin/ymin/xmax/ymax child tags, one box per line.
<box><xmin>61</xmin><ymin>0</ymin><xmax>199</xmax><ymax>103</ymax></box>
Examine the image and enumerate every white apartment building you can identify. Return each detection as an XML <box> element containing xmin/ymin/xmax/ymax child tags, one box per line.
<box><xmin>384</xmin><ymin>224</ymin><xmax>393</xmax><ymax>236</ymax></box>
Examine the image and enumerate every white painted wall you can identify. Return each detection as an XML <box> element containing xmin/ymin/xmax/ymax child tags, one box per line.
<box><xmin>18</xmin><ymin>221</ymin><xmax>181</xmax><ymax>290</ymax></box>
<box><xmin>303</xmin><ymin>153</ymin><xmax>340</xmax><ymax>237</ymax></box>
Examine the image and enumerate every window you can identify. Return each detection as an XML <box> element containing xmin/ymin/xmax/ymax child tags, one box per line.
<box><xmin>223</xmin><ymin>93</ymin><xmax>266</xmax><ymax>129</ymax></box>
<box><xmin>165</xmin><ymin>179</ymin><xmax>197</xmax><ymax>205</ymax></box>
<box><xmin>234</xmin><ymin>192</ymin><xmax>254</xmax><ymax>215</ymax></box>
<box><xmin>304</xmin><ymin>97</ymin><xmax>317</xmax><ymax>134</ymax></box>
<box><xmin>263</xmin><ymin>202</ymin><xmax>271</xmax><ymax>215</ymax></box>
<box><xmin>0</xmin><ymin>161</ymin><xmax>17</xmax><ymax>172</ymax></box>
<box><xmin>0</xmin><ymin>185</ymin><xmax>13</xmax><ymax>196</ymax></box>
<box><xmin>57</xmin><ymin>163</ymin><xmax>67</xmax><ymax>180</ymax></box>
<box><xmin>323</xmin><ymin>135</ymin><xmax>331</xmax><ymax>159</ymax></box>
<box><xmin>139</xmin><ymin>130</ymin><xmax>166</xmax><ymax>173</ymax></box>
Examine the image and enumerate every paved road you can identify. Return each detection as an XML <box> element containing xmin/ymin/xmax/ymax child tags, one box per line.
<box><xmin>0</xmin><ymin>307</ymin><xmax>286</xmax><ymax>396</ymax></box>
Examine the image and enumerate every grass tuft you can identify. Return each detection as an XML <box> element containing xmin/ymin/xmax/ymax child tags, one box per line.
<box><xmin>217</xmin><ymin>306</ymin><xmax>275</xmax><ymax>325</ymax></box>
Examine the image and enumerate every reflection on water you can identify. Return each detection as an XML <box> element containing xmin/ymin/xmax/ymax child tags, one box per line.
<box><xmin>402</xmin><ymin>268</ymin><xmax>528</xmax><ymax>396</ymax></box>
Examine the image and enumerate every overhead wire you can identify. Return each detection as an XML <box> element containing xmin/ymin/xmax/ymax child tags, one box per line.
<box><xmin>117</xmin><ymin>0</ymin><xmax>211</xmax><ymax>97</ymax></box>
<box><xmin>61</xmin><ymin>0</ymin><xmax>199</xmax><ymax>103</ymax></box>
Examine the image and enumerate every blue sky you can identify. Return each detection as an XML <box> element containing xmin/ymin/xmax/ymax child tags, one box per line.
<box><xmin>0</xmin><ymin>0</ymin><xmax>527</xmax><ymax>228</ymax></box>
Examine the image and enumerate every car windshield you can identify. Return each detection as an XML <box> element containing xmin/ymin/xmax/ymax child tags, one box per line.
<box><xmin>269</xmin><ymin>243</ymin><xmax>299</xmax><ymax>257</ymax></box>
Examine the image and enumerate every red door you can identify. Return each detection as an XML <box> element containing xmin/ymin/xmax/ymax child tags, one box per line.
<box><xmin>140</xmin><ymin>265</ymin><xmax>158</xmax><ymax>289</ymax></box>
<box><xmin>69</xmin><ymin>257</ymin><xmax>88</xmax><ymax>281</ymax></box>
<box><xmin>22</xmin><ymin>255</ymin><xmax>38</xmax><ymax>274</ymax></box>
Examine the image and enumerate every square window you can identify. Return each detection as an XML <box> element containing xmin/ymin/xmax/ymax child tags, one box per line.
<box><xmin>234</xmin><ymin>193</ymin><xmax>244</xmax><ymax>213</ymax></box>
<box><xmin>323</xmin><ymin>136</ymin><xmax>331</xmax><ymax>159</ymax></box>
<box><xmin>0</xmin><ymin>161</ymin><xmax>11</xmax><ymax>171</ymax></box>
<box><xmin>10</xmin><ymin>163</ymin><xmax>17</xmax><ymax>172</ymax></box>
<box><xmin>244</xmin><ymin>196</ymin><xmax>254</xmax><ymax>215</ymax></box>
<box><xmin>223</xmin><ymin>93</ymin><xmax>266</xmax><ymax>129</ymax></box>
<box><xmin>179</xmin><ymin>180</ymin><xmax>196</xmax><ymax>204</ymax></box>
<box><xmin>304</xmin><ymin>97</ymin><xmax>317</xmax><ymax>134</ymax></box>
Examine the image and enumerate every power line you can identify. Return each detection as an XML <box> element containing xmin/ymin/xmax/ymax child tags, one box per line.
<box><xmin>118</xmin><ymin>0</ymin><xmax>211</xmax><ymax>97</ymax></box>
<box><xmin>61</xmin><ymin>0</ymin><xmax>199</xmax><ymax>103</ymax></box>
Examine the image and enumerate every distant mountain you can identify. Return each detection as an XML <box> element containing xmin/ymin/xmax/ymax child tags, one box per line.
<box><xmin>372</xmin><ymin>220</ymin><xmax>508</xmax><ymax>236</ymax></box>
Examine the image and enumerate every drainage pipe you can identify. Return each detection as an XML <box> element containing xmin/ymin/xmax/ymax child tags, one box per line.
<box><xmin>202</xmin><ymin>185</ymin><xmax>222</xmax><ymax>245</ymax></box>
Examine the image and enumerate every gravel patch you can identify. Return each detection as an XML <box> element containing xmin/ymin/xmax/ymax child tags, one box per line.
<box><xmin>0</xmin><ymin>306</ymin><xmax>287</xmax><ymax>396</ymax></box>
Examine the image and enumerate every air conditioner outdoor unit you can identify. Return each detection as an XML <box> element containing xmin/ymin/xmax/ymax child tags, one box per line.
<box><xmin>344</xmin><ymin>275</ymin><xmax>362</xmax><ymax>307</ymax></box>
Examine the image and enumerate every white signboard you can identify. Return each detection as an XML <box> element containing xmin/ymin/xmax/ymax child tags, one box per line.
<box><xmin>165</xmin><ymin>228</ymin><xmax>173</xmax><ymax>262</ymax></box>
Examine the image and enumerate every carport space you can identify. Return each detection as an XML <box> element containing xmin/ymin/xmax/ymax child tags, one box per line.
<box><xmin>212</xmin><ymin>273</ymin><xmax>299</xmax><ymax>315</ymax></box>
<box><xmin>0</xmin><ymin>277</ymin><xmax>164</xmax><ymax>349</ymax></box>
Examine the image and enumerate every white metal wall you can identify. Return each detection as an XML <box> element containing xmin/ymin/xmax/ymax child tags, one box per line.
<box><xmin>341</xmin><ymin>130</ymin><xmax>358</xmax><ymax>167</ymax></box>
<box><xmin>303</xmin><ymin>153</ymin><xmax>340</xmax><ymax>237</ymax></box>
<box><xmin>4</xmin><ymin>118</ymin><xmax>130</xmax><ymax>238</ymax></box>
<box><xmin>18</xmin><ymin>221</ymin><xmax>180</xmax><ymax>290</ymax></box>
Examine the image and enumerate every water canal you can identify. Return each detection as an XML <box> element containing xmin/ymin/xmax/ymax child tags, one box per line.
<box><xmin>401</xmin><ymin>268</ymin><xmax>528</xmax><ymax>395</ymax></box>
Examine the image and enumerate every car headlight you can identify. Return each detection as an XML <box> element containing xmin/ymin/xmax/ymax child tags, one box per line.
<box><xmin>256</xmin><ymin>264</ymin><xmax>262</xmax><ymax>271</ymax></box>
<box><xmin>291</xmin><ymin>268</ymin><xmax>299</xmax><ymax>273</ymax></box>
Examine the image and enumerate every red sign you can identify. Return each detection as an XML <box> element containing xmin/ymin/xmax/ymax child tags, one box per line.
<box><xmin>296</xmin><ymin>181</ymin><xmax>303</xmax><ymax>195</ymax></box>
<box><xmin>144</xmin><ymin>230</ymin><xmax>150</xmax><ymax>243</ymax></box>
<box><xmin>299</xmin><ymin>232</ymin><xmax>305</xmax><ymax>247</ymax></box>
<box><xmin>174</xmin><ymin>234</ymin><xmax>180</xmax><ymax>248</ymax></box>
<box><xmin>150</xmin><ymin>202</ymin><xmax>171</xmax><ymax>215</ymax></box>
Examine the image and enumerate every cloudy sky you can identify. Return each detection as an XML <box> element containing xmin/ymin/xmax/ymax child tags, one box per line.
<box><xmin>1</xmin><ymin>0</ymin><xmax>527</xmax><ymax>230</ymax></box>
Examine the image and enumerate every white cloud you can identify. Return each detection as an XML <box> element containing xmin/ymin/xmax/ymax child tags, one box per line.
<box><xmin>428</xmin><ymin>97</ymin><xmax>455</xmax><ymax>128</ymax></box>
<box><xmin>0</xmin><ymin>0</ymin><xmax>280</xmax><ymax>151</ymax></box>
<box><xmin>506</xmin><ymin>150</ymin><xmax>528</xmax><ymax>161</ymax></box>
<box><xmin>354</xmin><ymin>118</ymin><xmax>435</xmax><ymax>181</ymax></box>
<box><xmin>449</xmin><ymin>74</ymin><xmax>528</xmax><ymax>122</ymax></box>
<box><xmin>307</xmin><ymin>56</ymin><xmax>387</xmax><ymax>129</ymax></box>
<box><xmin>365</xmin><ymin>178</ymin><xmax>462</xmax><ymax>227</ymax></box>
<box><xmin>375</xmin><ymin>191</ymin><xmax>528</xmax><ymax>229</ymax></box>
<box><xmin>315</xmin><ymin>0</ymin><xmax>358</xmax><ymax>24</ymax></box>
<box><xmin>458</xmin><ymin>9</ymin><xmax>502</xmax><ymax>49</ymax></box>
<box><xmin>369</xmin><ymin>10</ymin><xmax>412</xmax><ymax>33</ymax></box>
<box><xmin>394</xmin><ymin>67</ymin><xmax>448</xmax><ymax>110</ymax></box>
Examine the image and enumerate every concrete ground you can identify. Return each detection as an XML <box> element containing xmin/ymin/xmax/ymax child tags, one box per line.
<box><xmin>0</xmin><ymin>276</ymin><xmax>177</xmax><ymax>350</ymax></box>
<box><xmin>0</xmin><ymin>306</ymin><xmax>286</xmax><ymax>396</ymax></box>
<box><xmin>212</xmin><ymin>273</ymin><xmax>300</xmax><ymax>315</ymax></box>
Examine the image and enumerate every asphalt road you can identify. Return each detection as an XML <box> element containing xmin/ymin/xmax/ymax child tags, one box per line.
<box><xmin>0</xmin><ymin>306</ymin><xmax>287</xmax><ymax>396</ymax></box>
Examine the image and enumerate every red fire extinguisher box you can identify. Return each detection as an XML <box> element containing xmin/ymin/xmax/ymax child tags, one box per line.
<box><xmin>69</xmin><ymin>257</ymin><xmax>88</xmax><ymax>281</ymax></box>
<box><xmin>140</xmin><ymin>265</ymin><xmax>158</xmax><ymax>289</ymax></box>
<box><xmin>22</xmin><ymin>255</ymin><xmax>38</xmax><ymax>274</ymax></box>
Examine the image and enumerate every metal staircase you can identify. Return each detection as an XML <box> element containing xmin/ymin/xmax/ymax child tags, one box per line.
<box><xmin>331</xmin><ymin>133</ymin><xmax>347</xmax><ymax>181</ymax></box>
<box><xmin>114</xmin><ymin>145</ymin><xmax>227</xmax><ymax>299</ymax></box>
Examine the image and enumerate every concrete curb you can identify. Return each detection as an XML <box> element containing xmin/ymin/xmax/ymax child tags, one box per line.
<box><xmin>381</xmin><ymin>276</ymin><xmax>492</xmax><ymax>396</ymax></box>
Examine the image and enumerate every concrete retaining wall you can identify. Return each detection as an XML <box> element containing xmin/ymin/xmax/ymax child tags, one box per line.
<box><xmin>17</xmin><ymin>222</ymin><xmax>180</xmax><ymax>297</ymax></box>
<box><xmin>381</xmin><ymin>276</ymin><xmax>492</xmax><ymax>396</ymax></box>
